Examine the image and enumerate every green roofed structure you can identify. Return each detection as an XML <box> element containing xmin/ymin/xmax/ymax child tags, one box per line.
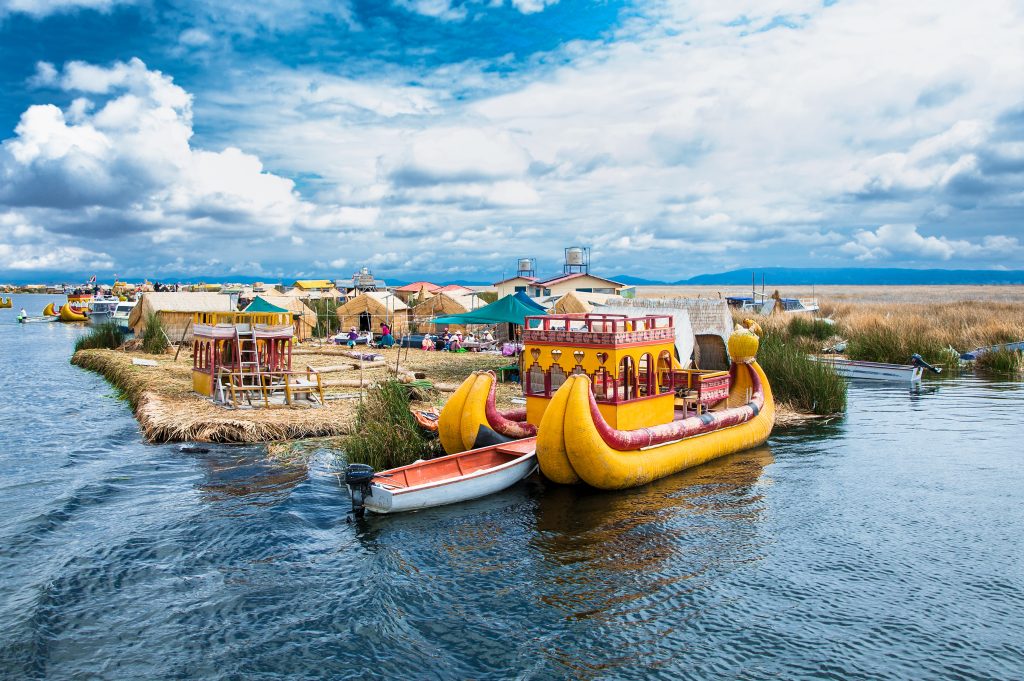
<box><xmin>243</xmin><ymin>296</ymin><xmax>290</xmax><ymax>314</ymax></box>
<box><xmin>431</xmin><ymin>292</ymin><xmax>546</xmax><ymax>326</ymax></box>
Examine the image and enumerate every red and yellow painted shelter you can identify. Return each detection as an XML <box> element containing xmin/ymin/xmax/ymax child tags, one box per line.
<box><xmin>522</xmin><ymin>313</ymin><xmax>684</xmax><ymax>429</ymax></box>
<box><xmin>191</xmin><ymin>311</ymin><xmax>294</xmax><ymax>398</ymax></box>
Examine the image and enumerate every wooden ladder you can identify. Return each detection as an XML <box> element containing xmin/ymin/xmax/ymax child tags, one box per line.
<box><xmin>231</xmin><ymin>327</ymin><xmax>267</xmax><ymax>407</ymax></box>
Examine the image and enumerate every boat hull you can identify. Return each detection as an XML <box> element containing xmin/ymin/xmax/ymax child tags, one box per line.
<box><xmin>59</xmin><ymin>303</ymin><xmax>88</xmax><ymax>322</ymax></box>
<box><xmin>438</xmin><ymin>371</ymin><xmax>536</xmax><ymax>454</ymax></box>
<box><xmin>810</xmin><ymin>356</ymin><xmax>922</xmax><ymax>383</ymax></box>
<box><xmin>362</xmin><ymin>441</ymin><xmax>537</xmax><ymax>514</ymax></box>
<box><xmin>538</xmin><ymin>361</ymin><xmax>775</xmax><ymax>490</ymax></box>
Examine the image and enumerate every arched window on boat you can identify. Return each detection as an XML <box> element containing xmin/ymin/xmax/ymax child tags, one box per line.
<box><xmin>593</xmin><ymin>366</ymin><xmax>609</xmax><ymax>401</ymax></box>
<box><xmin>550</xmin><ymin>363</ymin><xmax>567</xmax><ymax>393</ymax></box>
<box><xmin>638</xmin><ymin>353</ymin><xmax>654</xmax><ymax>397</ymax></box>
<box><xmin>619</xmin><ymin>356</ymin><xmax>637</xmax><ymax>401</ymax></box>
<box><xmin>657</xmin><ymin>350</ymin><xmax>674</xmax><ymax>393</ymax></box>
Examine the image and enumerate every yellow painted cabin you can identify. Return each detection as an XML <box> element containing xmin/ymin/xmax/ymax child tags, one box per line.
<box><xmin>522</xmin><ymin>313</ymin><xmax>681</xmax><ymax>430</ymax></box>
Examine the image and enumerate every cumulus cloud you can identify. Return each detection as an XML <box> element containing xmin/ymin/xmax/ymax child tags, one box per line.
<box><xmin>840</xmin><ymin>224</ymin><xmax>1021</xmax><ymax>262</ymax></box>
<box><xmin>0</xmin><ymin>59</ymin><xmax>358</xmax><ymax>244</ymax></box>
<box><xmin>5</xmin><ymin>0</ymin><xmax>1024</xmax><ymax>279</ymax></box>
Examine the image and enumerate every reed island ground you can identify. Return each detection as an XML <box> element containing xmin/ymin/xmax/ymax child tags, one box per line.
<box><xmin>70</xmin><ymin>286</ymin><xmax>1024</xmax><ymax>457</ymax></box>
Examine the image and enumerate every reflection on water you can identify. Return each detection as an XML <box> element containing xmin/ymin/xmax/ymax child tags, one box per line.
<box><xmin>1</xmin><ymin>300</ymin><xmax>1023</xmax><ymax>680</ymax></box>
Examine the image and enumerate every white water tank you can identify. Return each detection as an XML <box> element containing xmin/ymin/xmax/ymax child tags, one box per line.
<box><xmin>565</xmin><ymin>247</ymin><xmax>585</xmax><ymax>266</ymax></box>
<box><xmin>517</xmin><ymin>258</ymin><xmax>533</xmax><ymax>273</ymax></box>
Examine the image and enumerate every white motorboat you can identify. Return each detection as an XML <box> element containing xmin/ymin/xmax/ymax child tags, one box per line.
<box><xmin>810</xmin><ymin>355</ymin><xmax>941</xmax><ymax>384</ymax></box>
<box><xmin>344</xmin><ymin>438</ymin><xmax>537</xmax><ymax>515</ymax></box>
<box><xmin>87</xmin><ymin>297</ymin><xmax>120</xmax><ymax>324</ymax></box>
<box><xmin>111</xmin><ymin>300</ymin><xmax>137</xmax><ymax>331</ymax></box>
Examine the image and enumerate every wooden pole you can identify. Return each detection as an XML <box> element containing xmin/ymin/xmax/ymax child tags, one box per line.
<box><xmin>173</xmin><ymin>318</ymin><xmax>193</xmax><ymax>361</ymax></box>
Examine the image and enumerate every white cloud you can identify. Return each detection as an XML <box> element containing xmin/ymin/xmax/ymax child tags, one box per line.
<box><xmin>0</xmin><ymin>0</ymin><xmax>125</xmax><ymax>18</ymax></box>
<box><xmin>840</xmin><ymin>223</ymin><xmax>1020</xmax><ymax>262</ymax></box>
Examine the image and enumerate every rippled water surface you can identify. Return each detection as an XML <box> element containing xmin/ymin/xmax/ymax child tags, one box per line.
<box><xmin>1</xmin><ymin>294</ymin><xmax>1023</xmax><ymax>680</ymax></box>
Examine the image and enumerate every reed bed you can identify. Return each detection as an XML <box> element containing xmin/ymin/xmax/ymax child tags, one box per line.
<box><xmin>756</xmin><ymin>332</ymin><xmax>847</xmax><ymax>415</ymax></box>
<box><xmin>74</xmin><ymin>321</ymin><xmax>128</xmax><ymax>352</ymax></box>
<box><xmin>142</xmin><ymin>312</ymin><xmax>169</xmax><ymax>354</ymax></box>
<box><xmin>340</xmin><ymin>379</ymin><xmax>444</xmax><ymax>469</ymax></box>
<box><xmin>741</xmin><ymin>300</ymin><xmax>1024</xmax><ymax>366</ymax></box>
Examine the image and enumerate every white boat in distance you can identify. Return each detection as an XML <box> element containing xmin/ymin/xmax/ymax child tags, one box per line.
<box><xmin>111</xmin><ymin>300</ymin><xmax>137</xmax><ymax>331</ymax></box>
<box><xmin>344</xmin><ymin>438</ymin><xmax>537</xmax><ymax>515</ymax></box>
<box><xmin>810</xmin><ymin>355</ymin><xmax>941</xmax><ymax>384</ymax></box>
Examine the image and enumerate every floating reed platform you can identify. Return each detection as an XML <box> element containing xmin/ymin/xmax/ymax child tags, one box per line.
<box><xmin>70</xmin><ymin>347</ymin><xmax>516</xmax><ymax>444</ymax></box>
<box><xmin>72</xmin><ymin>345</ymin><xmax>814</xmax><ymax>445</ymax></box>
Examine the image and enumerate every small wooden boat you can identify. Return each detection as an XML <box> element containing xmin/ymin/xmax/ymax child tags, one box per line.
<box><xmin>343</xmin><ymin>438</ymin><xmax>537</xmax><ymax>515</ymax></box>
<box><xmin>411</xmin><ymin>407</ymin><xmax>441</xmax><ymax>432</ymax></box>
<box><xmin>18</xmin><ymin>315</ymin><xmax>59</xmax><ymax>324</ymax></box>
<box><xmin>960</xmin><ymin>341</ymin><xmax>1024</xmax><ymax>361</ymax></box>
<box><xmin>809</xmin><ymin>355</ymin><xmax>940</xmax><ymax>384</ymax></box>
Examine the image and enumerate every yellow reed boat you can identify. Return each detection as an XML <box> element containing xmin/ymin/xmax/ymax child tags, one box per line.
<box><xmin>42</xmin><ymin>302</ymin><xmax>59</xmax><ymax>316</ymax></box>
<box><xmin>440</xmin><ymin>311</ymin><xmax>774</xmax><ymax>490</ymax></box>
<box><xmin>0</xmin><ymin>297</ymin><xmax>12</xmax><ymax>308</ymax></box>
<box><xmin>59</xmin><ymin>303</ymin><xmax>89</xmax><ymax>322</ymax></box>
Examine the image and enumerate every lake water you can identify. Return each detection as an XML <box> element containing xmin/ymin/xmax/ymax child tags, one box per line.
<box><xmin>1</xmin><ymin>293</ymin><xmax>1022</xmax><ymax>680</ymax></box>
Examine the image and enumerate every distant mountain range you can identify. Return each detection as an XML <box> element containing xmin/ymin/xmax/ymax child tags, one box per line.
<box><xmin>608</xmin><ymin>268</ymin><xmax>1024</xmax><ymax>286</ymax></box>
<box><xmin>674</xmin><ymin>267</ymin><xmax>1024</xmax><ymax>286</ymax></box>
<box><xmin>4</xmin><ymin>267</ymin><xmax>1024</xmax><ymax>288</ymax></box>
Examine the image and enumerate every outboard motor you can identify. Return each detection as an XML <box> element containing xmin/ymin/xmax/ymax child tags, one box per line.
<box><xmin>345</xmin><ymin>464</ymin><xmax>376</xmax><ymax>518</ymax></box>
<box><xmin>910</xmin><ymin>354</ymin><xmax>942</xmax><ymax>374</ymax></box>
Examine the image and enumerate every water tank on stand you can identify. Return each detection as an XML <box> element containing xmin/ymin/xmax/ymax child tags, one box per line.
<box><xmin>516</xmin><ymin>258</ymin><xmax>536</xmax><ymax>279</ymax></box>
<box><xmin>563</xmin><ymin>247</ymin><xmax>590</xmax><ymax>275</ymax></box>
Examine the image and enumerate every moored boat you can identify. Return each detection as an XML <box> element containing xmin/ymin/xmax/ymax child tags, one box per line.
<box><xmin>18</xmin><ymin>315</ymin><xmax>59</xmax><ymax>324</ymax></box>
<box><xmin>42</xmin><ymin>303</ymin><xmax>59</xmax><ymax>316</ymax></box>
<box><xmin>87</xmin><ymin>297</ymin><xmax>120</xmax><ymax>324</ymax></box>
<box><xmin>438</xmin><ymin>370</ymin><xmax>537</xmax><ymax>454</ymax></box>
<box><xmin>111</xmin><ymin>300</ymin><xmax>137</xmax><ymax>331</ymax></box>
<box><xmin>809</xmin><ymin>355</ymin><xmax>940</xmax><ymax>384</ymax></box>
<box><xmin>59</xmin><ymin>303</ymin><xmax>89</xmax><ymax>322</ymax></box>
<box><xmin>343</xmin><ymin>438</ymin><xmax>537</xmax><ymax>515</ymax></box>
<box><xmin>960</xmin><ymin>341</ymin><xmax>1024</xmax><ymax>362</ymax></box>
<box><xmin>0</xmin><ymin>297</ymin><xmax>11</xmax><ymax>309</ymax></box>
<box><xmin>529</xmin><ymin>317</ymin><xmax>774</xmax><ymax>490</ymax></box>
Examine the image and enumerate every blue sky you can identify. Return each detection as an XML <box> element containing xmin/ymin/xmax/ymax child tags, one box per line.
<box><xmin>1</xmin><ymin>0</ymin><xmax>1023</xmax><ymax>283</ymax></box>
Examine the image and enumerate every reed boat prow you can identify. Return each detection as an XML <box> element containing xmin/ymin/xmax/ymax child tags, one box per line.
<box><xmin>344</xmin><ymin>438</ymin><xmax>537</xmax><ymax>515</ymax></box>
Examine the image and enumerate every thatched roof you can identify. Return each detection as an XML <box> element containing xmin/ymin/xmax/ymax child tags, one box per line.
<box><xmin>128</xmin><ymin>292</ymin><xmax>236</xmax><ymax>341</ymax></box>
<box><xmin>337</xmin><ymin>291</ymin><xmax>408</xmax><ymax>314</ymax></box>
<box><xmin>128</xmin><ymin>292</ymin><xmax>233</xmax><ymax>324</ymax></box>
<box><xmin>553</xmin><ymin>291</ymin><xmax>618</xmax><ymax>314</ymax></box>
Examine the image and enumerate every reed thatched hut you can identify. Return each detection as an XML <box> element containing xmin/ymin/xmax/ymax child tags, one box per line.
<box><xmin>412</xmin><ymin>292</ymin><xmax>478</xmax><ymax>333</ymax></box>
<box><xmin>128</xmin><ymin>292</ymin><xmax>235</xmax><ymax>342</ymax></box>
<box><xmin>553</xmin><ymin>291</ymin><xmax>617</xmax><ymax>315</ymax></box>
<box><xmin>335</xmin><ymin>292</ymin><xmax>410</xmax><ymax>334</ymax></box>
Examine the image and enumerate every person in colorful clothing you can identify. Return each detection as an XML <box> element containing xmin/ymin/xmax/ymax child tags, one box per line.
<box><xmin>346</xmin><ymin>327</ymin><xmax>359</xmax><ymax>348</ymax></box>
<box><xmin>379</xmin><ymin>322</ymin><xmax>395</xmax><ymax>348</ymax></box>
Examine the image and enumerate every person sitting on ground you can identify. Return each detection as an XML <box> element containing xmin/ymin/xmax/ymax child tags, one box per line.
<box><xmin>465</xmin><ymin>332</ymin><xmax>476</xmax><ymax>345</ymax></box>
<box><xmin>379</xmin><ymin>322</ymin><xmax>395</xmax><ymax>348</ymax></box>
<box><xmin>421</xmin><ymin>333</ymin><xmax>434</xmax><ymax>351</ymax></box>
<box><xmin>346</xmin><ymin>326</ymin><xmax>359</xmax><ymax>348</ymax></box>
<box><xmin>363</xmin><ymin>329</ymin><xmax>375</xmax><ymax>348</ymax></box>
<box><xmin>449</xmin><ymin>332</ymin><xmax>462</xmax><ymax>352</ymax></box>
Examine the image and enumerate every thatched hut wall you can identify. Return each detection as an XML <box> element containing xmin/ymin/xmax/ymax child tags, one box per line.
<box><xmin>412</xmin><ymin>292</ymin><xmax>475</xmax><ymax>333</ymax></box>
<box><xmin>128</xmin><ymin>292</ymin><xmax>235</xmax><ymax>342</ymax></box>
<box><xmin>335</xmin><ymin>292</ymin><xmax>410</xmax><ymax>335</ymax></box>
